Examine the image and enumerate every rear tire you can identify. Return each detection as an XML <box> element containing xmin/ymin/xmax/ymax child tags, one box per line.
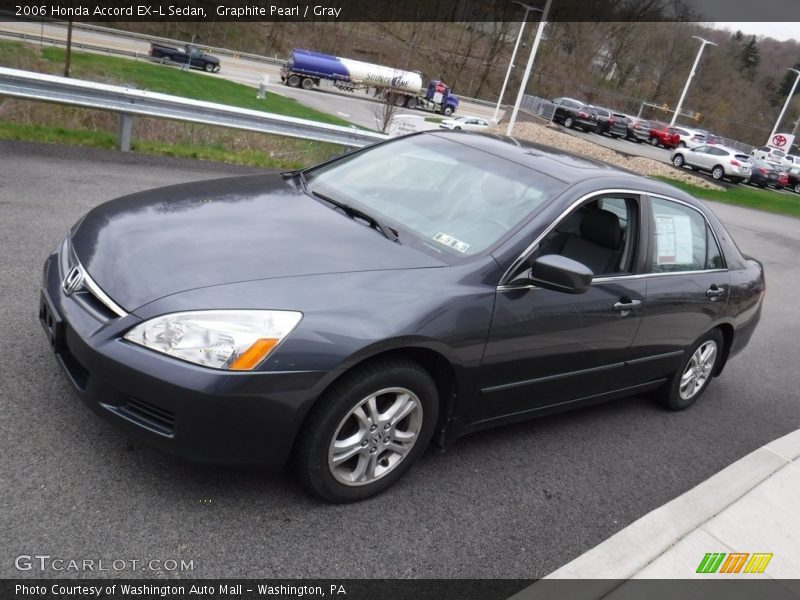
<box><xmin>287</xmin><ymin>74</ymin><xmax>301</xmax><ymax>88</ymax></box>
<box><xmin>564</xmin><ymin>116</ymin><xmax>575</xmax><ymax>128</ymax></box>
<box><xmin>650</xmin><ymin>136</ymin><xmax>659</xmax><ymax>146</ymax></box>
<box><xmin>658</xmin><ymin>329</ymin><xmax>724</xmax><ymax>411</ymax></box>
<box><xmin>301</xmin><ymin>77</ymin><xmax>315</xmax><ymax>90</ymax></box>
<box><xmin>794</xmin><ymin>183</ymin><xmax>800</xmax><ymax>194</ymax></box>
<box><xmin>711</xmin><ymin>165</ymin><xmax>725</xmax><ymax>180</ymax></box>
<box><xmin>406</xmin><ymin>97</ymin><xmax>418</xmax><ymax>110</ymax></box>
<box><xmin>672</xmin><ymin>154</ymin><xmax>685</xmax><ymax>168</ymax></box>
<box><xmin>293</xmin><ymin>359</ymin><xmax>439</xmax><ymax>503</ymax></box>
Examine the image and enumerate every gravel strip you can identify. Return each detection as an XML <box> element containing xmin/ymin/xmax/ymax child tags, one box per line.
<box><xmin>497</xmin><ymin>122</ymin><xmax>725</xmax><ymax>191</ymax></box>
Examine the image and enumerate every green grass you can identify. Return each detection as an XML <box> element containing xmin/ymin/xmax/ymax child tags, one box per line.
<box><xmin>37</xmin><ymin>47</ymin><xmax>354</xmax><ymax>127</ymax></box>
<box><xmin>0</xmin><ymin>121</ymin><xmax>319</xmax><ymax>170</ymax></box>
<box><xmin>656</xmin><ymin>177</ymin><xmax>800</xmax><ymax>218</ymax></box>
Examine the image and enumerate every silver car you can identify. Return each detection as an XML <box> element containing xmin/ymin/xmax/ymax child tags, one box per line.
<box><xmin>671</xmin><ymin>144</ymin><xmax>752</xmax><ymax>183</ymax></box>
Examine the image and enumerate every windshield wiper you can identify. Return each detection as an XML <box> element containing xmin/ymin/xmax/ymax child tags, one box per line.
<box><xmin>312</xmin><ymin>191</ymin><xmax>399</xmax><ymax>243</ymax></box>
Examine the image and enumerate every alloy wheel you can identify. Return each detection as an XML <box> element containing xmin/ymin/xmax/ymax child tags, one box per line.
<box><xmin>678</xmin><ymin>341</ymin><xmax>717</xmax><ymax>400</ymax></box>
<box><xmin>328</xmin><ymin>387</ymin><xmax>423</xmax><ymax>486</ymax></box>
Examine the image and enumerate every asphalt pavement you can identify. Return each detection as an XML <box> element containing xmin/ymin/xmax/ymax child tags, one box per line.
<box><xmin>1</xmin><ymin>140</ymin><xmax>798</xmax><ymax>579</ymax></box>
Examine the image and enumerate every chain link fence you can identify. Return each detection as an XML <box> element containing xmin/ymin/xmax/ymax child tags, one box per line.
<box><xmin>517</xmin><ymin>95</ymin><xmax>556</xmax><ymax>123</ymax></box>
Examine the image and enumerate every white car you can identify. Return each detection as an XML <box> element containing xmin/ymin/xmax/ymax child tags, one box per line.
<box><xmin>750</xmin><ymin>146</ymin><xmax>791</xmax><ymax>167</ymax></box>
<box><xmin>439</xmin><ymin>116</ymin><xmax>490</xmax><ymax>131</ymax></box>
<box><xmin>671</xmin><ymin>144</ymin><xmax>752</xmax><ymax>183</ymax></box>
<box><xmin>672</xmin><ymin>126</ymin><xmax>707</xmax><ymax>149</ymax></box>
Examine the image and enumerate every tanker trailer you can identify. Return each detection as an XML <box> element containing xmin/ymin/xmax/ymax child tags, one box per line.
<box><xmin>280</xmin><ymin>49</ymin><xmax>459</xmax><ymax>116</ymax></box>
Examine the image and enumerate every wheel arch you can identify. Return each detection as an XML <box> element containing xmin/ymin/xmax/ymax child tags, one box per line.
<box><xmin>291</xmin><ymin>342</ymin><xmax>466</xmax><ymax>455</ymax></box>
<box><xmin>713</xmin><ymin>321</ymin><xmax>735</xmax><ymax>377</ymax></box>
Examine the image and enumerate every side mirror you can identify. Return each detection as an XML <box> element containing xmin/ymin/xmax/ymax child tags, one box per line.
<box><xmin>510</xmin><ymin>255</ymin><xmax>593</xmax><ymax>294</ymax></box>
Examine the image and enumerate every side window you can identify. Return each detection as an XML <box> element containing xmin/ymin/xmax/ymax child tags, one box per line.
<box><xmin>650</xmin><ymin>198</ymin><xmax>721</xmax><ymax>272</ymax></box>
<box><xmin>535</xmin><ymin>195</ymin><xmax>638</xmax><ymax>276</ymax></box>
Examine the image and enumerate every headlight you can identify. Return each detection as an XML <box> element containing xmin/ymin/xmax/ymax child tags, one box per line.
<box><xmin>124</xmin><ymin>310</ymin><xmax>302</xmax><ymax>371</ymax></box>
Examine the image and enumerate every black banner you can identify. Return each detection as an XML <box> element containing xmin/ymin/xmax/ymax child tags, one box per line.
<box><xmin>4</xmin><ymin>579</ymin><xmax>800</xmax><ymax>600</ymax></box>
<box><xmin>1</xmin><ymin>0</ymin><xmax>800</xmax><ymax>22</ymax></box>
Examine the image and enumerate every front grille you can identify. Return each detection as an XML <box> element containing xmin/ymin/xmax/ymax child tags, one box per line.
<box><xmin>115</xmin><ymin>397</ymin><xmax>175</xmax><ymax>437</ymax></box>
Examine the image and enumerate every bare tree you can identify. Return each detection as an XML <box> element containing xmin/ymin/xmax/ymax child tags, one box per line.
<box><xmin>373</xmin><ymin>90</ymin><xmax>406</xmax><ymax>134</ymax></box>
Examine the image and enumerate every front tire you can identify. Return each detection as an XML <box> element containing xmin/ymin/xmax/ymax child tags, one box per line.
<box><xmin>293</xmin><ymin>359</ymin><xmax>439</xmax><ymax>502</ymax></box>
<box><xmin>658</xmin><ymin>329</ymin><xmax>724</xmax><ymax>411</ymax></box>
<box><xmin>442</xmin><ymin>106</ymin><xmax>454</xmax><ymax>116</ymax></box>
<box><xmin>204</xmin><ymin>62</ymin><xmax>214</xmax><ymax>73</ymax></box>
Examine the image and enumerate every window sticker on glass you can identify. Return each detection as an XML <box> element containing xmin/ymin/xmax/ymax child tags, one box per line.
<box><xmin>654</xmin><ymin>214</ymin><xmax>693</xmax><ymax>264</ymax></box>
<box><xmin>433</xmin><ymin>232</ymin><xmax>470</xmax><ymax>253</ymax></box>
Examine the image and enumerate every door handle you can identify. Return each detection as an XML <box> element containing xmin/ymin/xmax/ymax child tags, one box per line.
<box><xmin>613</xmin><ymin>299</ymin><xmax>642</xmax><ymax>311</ymax></box>
<box><xmin>706</xmin><ymin>285</ymin><xmax>726</xmax><ymax>300</ymax></box>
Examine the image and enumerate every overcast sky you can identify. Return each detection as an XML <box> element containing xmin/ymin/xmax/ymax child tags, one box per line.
<box><xmin>708</xmin><ymin>22</ymin><xmax>800</xmax><ymax>43</ymax></box>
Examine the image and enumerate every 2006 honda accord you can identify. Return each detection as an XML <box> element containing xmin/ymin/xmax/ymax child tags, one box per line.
<box><xmin>40</xmin><ymin>131</ymin><xmax>764</xmax><ymax>502</ymax></box>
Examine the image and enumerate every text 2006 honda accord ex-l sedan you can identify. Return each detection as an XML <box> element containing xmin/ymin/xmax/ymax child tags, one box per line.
<box><xmin>40</xmin><ymin>131</ymin><xmax>764</xmax><ymax>502</ymax></box>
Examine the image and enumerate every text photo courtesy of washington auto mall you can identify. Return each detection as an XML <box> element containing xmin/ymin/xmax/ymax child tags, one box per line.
<box><xmin>1</xmin><ymin>0</ymin><xmax>799</xmax><ymax>598</ymax></box>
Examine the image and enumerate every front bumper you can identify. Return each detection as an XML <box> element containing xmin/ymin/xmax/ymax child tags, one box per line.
<box><xmin>40</xmin><ymin>239</ymin><xmax>332</xmax><ymax>468</ymax></box>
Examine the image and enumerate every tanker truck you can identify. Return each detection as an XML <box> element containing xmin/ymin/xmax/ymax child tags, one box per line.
<box><xmin>280</xmin><ymin>49</ymin><xmax>459</xmax><ymax>116</ymax></box>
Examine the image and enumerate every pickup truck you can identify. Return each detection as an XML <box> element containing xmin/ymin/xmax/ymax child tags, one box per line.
<box><xmin>149</xmin><ymin>43</ymin><xmax>221</xmax><ymax>73</ymax></box>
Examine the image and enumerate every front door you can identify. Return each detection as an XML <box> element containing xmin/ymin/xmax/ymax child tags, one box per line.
<box><xmin>472</xmin><ymin>194</ymin><xmax>648</xmax><ymax>424</ymax></box>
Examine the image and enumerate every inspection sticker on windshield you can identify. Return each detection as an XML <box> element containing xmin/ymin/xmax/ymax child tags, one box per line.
<box><xmin>433</xmin><ymin>232</ymin><xmax>470</xmax><ymax>253</ymax></box>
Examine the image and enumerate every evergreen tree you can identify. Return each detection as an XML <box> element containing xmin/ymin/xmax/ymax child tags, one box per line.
<box><xmin>778</xmin><ymin>62</ymin><xmax>800</xmax><ymax>98</ymax></box>
<box><xmin>739</xmin><ymin>36</ymin><xmax>760</xmax><ymax>80</ymax></box>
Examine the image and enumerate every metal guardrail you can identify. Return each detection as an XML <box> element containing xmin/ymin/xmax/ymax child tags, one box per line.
<box><xmin>0</xmin><ymin>66</ymin><xmax>388</xmax><ymax>150</ymax></box>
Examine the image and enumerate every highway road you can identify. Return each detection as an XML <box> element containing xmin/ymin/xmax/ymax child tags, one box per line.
<box><xmin>1</xmin><ymin>140</ymin><xmax>798</xmax><ymax>579</ymax></box>
<box><xmin>0</xmin><ymin>20</ymin><xmax>500</xmax><ymax>130</ymax></box>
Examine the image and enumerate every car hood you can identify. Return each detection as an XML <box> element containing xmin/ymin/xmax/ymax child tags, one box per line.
<box><xmin>71</xmin><ymin>173</ymin><xmax>445</xmax><ymax>311</ymax></box>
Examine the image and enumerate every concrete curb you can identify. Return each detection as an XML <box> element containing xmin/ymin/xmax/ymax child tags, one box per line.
<box><xmin>546</xmin><ymin>428</ymin><xmax>800</xmax><ymax>580</ymax></box>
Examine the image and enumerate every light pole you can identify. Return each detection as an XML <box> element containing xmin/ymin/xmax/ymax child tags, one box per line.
<box><xmin>769</xmin><ymin>68</ymin><xmax>800</xmax><ymax>140</ymax></box>
<box><xmin>492</xmin><ymin>1</ymin><xmax>541</xmax><ymax>124</ymax></box>
<box><xmin>669</xmin><ymin>36</ymin><xmax>716</xmax><ymax>127</ymax></box>
<box><xmin>506</xmin><ymin>0</ymin><xmax>552</xmax><ymax>136</ymax></box>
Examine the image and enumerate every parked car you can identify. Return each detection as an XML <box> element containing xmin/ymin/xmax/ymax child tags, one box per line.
<box><xmin>631</xmin><ymin>119</ymin><xmax>652</xmax><ymax>143</ymax></box>
<box><xmin>785</xmin><ymin>154</ymin><xmax>800</xmax><ymax>167</ymax></box>
<box><xmin>608</xmin><ymin>113</ymin><xmax>635</xmax><ymax>139</ymax></box>
<box><xmin>671</xmin><ymin>144</ymin><xmax>752</xmax><ymax>182</ymax></box>
<box><xmin>705</xmin><ymin>133</ymin><xmax>724</xmax><ymax>145</ymax></box>
<box><xmin>588</xmin><ymin>106</ymin><xmax>614</xmax><ymax>135</ymax></box>
<box><xmin>750</xmin><ymin>146</ymin><xmax>788</xmax><ymax>166</ymax></box>
<box><xmin>438</xmin><ymin>116</ymin><xmax>489</xmax><ymax>131</ymax></box>
<box><xmin>747</xmin><ymin>159</ymin><xmax>783</xmax><ymax>188</ymax></box>
<box><xmin>149</xmin><ymin>43</ymin><xmax>221</xmax><ymax>73</ymax></box>
<box><xmin>40</xmin><ymin>131</ymin><xmax>764</xmax><ymax>502</ymax></box>
<box><xmin>635</xmin><ymin>121</ymin><xmax>681</xmax><ymax>149</ymax></box>
<box><xmin>672</xmin><ymin>126</ymin><xmax>707</xmax><ymax>149</ymax></box>
<box><xmin>551</xmin><ymin>97</ymin><xmax>595</xmax><ymax>131</ymax></box>
<box><xmin>784</xmin><ymin>166</ymin><xmax>800</xmax><ymax>194</ymax></box>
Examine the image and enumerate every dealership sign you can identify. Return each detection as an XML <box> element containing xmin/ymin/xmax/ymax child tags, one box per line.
<box><xmin>767</xmin><ymin>132</ymin><xmax>795</xmax><ymax>150</ymax></box>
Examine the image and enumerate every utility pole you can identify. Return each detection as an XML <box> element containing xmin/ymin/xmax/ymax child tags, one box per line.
<box><xmin>669</xmin><ymin>36</ymin><xmax>716</xmax><ymax>127</ymax></box>
<box><xmin>64</xmin><ymin>17</ymin><xmax>74</xmax><ymax>78</ymax></box>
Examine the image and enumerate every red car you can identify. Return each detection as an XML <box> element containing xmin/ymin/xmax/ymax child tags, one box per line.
<box><xmin>643</xmin><ymin>122</ymin><xmax>681</xmax><ymax>149</ymax></box>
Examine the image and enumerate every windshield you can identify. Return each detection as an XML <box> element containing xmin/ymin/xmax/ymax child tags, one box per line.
<box><xmin>304</xmin><ymin>135</ymin><xmax>564</xmax><ymax>257</ymax></box>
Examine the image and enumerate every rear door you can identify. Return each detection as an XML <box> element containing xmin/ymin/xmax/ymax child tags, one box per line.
<box><xmin>622</xmin><ymin>195</ymin><xmax>730</xmax><ymax>386</ymax></box>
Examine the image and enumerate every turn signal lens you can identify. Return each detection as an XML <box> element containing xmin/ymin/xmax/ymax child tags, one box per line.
<box><xmin>229</xmin><ymin>338</ymin><xmax>279</xmax><ymax>371</ymax></box>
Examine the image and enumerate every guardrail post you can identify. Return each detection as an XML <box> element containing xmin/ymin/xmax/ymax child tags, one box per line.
<box><xmin>117</xmin><ymin>113</ymin><xmax>133</xmax><ymax>152</ymax></box>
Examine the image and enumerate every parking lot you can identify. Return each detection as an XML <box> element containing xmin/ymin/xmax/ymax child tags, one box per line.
<box><xmin>1</xmin><ymin>139</ymin><xmax>798</xmax><ymax>579</ymax></box>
